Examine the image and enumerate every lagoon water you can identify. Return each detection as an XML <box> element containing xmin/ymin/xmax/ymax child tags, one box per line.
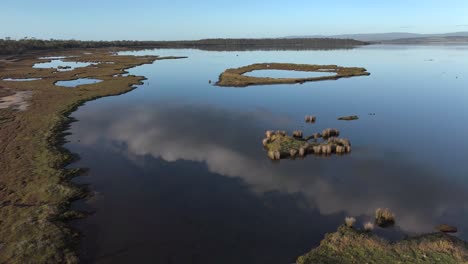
<box><xmin>66</xmin><ymin>45</ymin><xmax>468</xmax><ymax>264</ymax></box>
<box><xmin>244</xmin><ymin>69</ymin><xmax>337</xmax><ymax>78</ymax></box>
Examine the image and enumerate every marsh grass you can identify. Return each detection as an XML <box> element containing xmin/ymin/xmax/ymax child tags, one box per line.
<box><xmin>0</xmin><ymin>49</ymin><xmax>186</xmax><ymax>263</ymax></box>
<box><xmin>216</xmin><ymin>63</ymin><xmax>370</xmax><ymax>87</ymax></box>
<box><xmin>345</xmin><ymin>217</ymin><xmax>356</xmax><ymax>228</ymax></box>
<box><xmin>364</xmin><ymin>222</ymin><xmax>375</xmax><ymax>232</ymax></box>
<box><xmin>375</xmin><ymin>208</ymin><xmax>396</xmax><ymax>227</ymax></box>
<box><xmin>297</xmin><ymin>225</ymin><xmax>468</xmax><ymax>264</ymax></box>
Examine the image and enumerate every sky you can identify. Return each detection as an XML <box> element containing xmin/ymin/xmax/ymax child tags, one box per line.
<box><xmin>1</xmin><ymin>0</ymin><xmax>468</xmax><ymax>40</ymax></box>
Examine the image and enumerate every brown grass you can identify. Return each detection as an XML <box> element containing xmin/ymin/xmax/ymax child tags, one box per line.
<box><xmin>375</xmin><ymin>208</ymin><xmax>396</xmax><ymax>227</ymax></box>
<box><xmin>297</xmin><ymin>225</ymin><xmax>468</xmax><ymax>264</ymax></box>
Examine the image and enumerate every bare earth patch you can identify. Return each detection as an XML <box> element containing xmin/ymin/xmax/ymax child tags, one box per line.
<box><xmin>0</xmin><ymin>90</ymin><xmax>33</xmax><ymax>111</ymax></box>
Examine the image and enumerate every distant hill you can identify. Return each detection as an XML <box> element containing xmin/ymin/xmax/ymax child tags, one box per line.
<box><xmin>383</xmin><ymin>36</ymin><xmax>468</xmax><ymax>44</ymax></box>
<box><xmin>286</xmin><ymin>32</ymin><xmax>468</xmax><ymax>42</ymax></box>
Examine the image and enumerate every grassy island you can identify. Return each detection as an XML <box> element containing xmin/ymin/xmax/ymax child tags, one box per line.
<box><xmin>0</xmin><ymin>49</ymin><xmax>186</xmax><ymax>263</ymax></box>
<box><xmin>216</xmin><ymin>63</ymin><xmax>370</xmax><ymax>87</ymax></box>
<box><xmin>297</xmin><ymin>225</ymin><xmax>468</xmax><ymax>264</ymax></box>
<box><xmin>263</xmin><ymin>129</ymin><xmax>351</xmax><ymax>160</ymax></box>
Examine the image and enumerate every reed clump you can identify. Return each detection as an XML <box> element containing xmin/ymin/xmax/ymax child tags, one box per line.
<box><xmin>375</xmin><ymin>208</ymin><xmax>395</xmax><ymax>227</ymax></box>
<box><xmin>263</xmin><ymin>129</ymin><xmax>351</xmax><ymax>160</ymax></box>
<box><xmin>345</xmin><ymin>217</ymin><xmax>356</xmax><ymax>228</ymax></box>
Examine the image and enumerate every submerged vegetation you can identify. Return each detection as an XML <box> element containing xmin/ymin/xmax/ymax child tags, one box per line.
<box><xmin>216</xmin><ymin>63</ymin><xmax>370</xmax><ymax>87</ymax></box>
<box><xmin>297</xmin><ymin>225</ymin><xmax>468</xmax><ymax>264</ymax></box>
<box><xmin>0</xmin><ymin>48</ymin><xmax>185</xmax><ymax>263</ymax></box>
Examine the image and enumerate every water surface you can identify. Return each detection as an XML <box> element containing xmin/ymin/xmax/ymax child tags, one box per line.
<box><xmin>55</xmin><ymin>78</ymin><xmax>102</xmax><ymax>87</ymax></box>
<box><xmin>244</xmin><ymin>69</ymin><xmax>336</xmax><ymax>78</ymax></box>
<box><xmin>2</xmin><ymin>78</ymin><xmax>41</xmax><ymax>81</ymax></box>
<box><xmin>34</xmin><ymin>59</ymin><xmax>95</xmax><ymax>71</ymax></box>
<box><xmin>66</xmin><ymin>45</ymin><xmax>468</xmax><ymax>264</ymax></box>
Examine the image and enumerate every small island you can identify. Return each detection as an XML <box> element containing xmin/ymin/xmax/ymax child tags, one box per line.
<box><xmin>297</xmin><ymin>225</ymin><xmax>468</xmax><ymax>264</ymax></box>
<box><xmin>216</xmin><ymin>63</ymin><xmax>370</xmax><ymax>87</ymax></box>
<box><xmin>338</xmin><ymin>115</ymin><xmax>359</xmax><ymax>121</ymax></box>
<box><xmin>263</xmin><ymin>129</ymin><xmax>351</xmax><ymax>160</ymax></box>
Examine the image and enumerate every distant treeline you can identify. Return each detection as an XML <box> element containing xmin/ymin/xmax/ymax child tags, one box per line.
<box><xmin>0</xmin><ymin>38</ymin><xmax>369</xmax><ymax>55</ymax></box>
<box><xmin>150</xmin><ymin>38</ymin><xmax>369</xmax><ymax>51</ymax></box>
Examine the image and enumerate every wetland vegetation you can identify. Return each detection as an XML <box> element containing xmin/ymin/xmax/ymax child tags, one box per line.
<box><xmin>1</xmin><ymin>44</ymin><xmax>468</xmax><ymax>264</ymax></box>
<box><xmin>297</xmin><ymin>225</ymin><xmax>468</xmax><ymax>264</ymax></box>
<box><xmin>0</xmin><ymin>48</ymin><xmax>185</xmax><ymax>263</ymax></box>
<box><xmin>216</xmin><ymin>63</ymin><xmax>370</xmax><ymax>87</ymax></box>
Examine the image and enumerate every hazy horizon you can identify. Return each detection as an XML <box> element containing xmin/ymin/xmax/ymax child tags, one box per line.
<box><xmin>1</xmin><ymin>0</ymin><xmax>468</xmax><ymax>41</ymax></box>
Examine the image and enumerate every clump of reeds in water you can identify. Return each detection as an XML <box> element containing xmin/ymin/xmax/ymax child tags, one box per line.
<box><xmin>345</xmin><ymin>217</ymin><xmax>356</xmax><ymax>228</ymax></box>
<box><xmin>321</xmin><ymin>128</ymin><xmax>339</xmax><ymax>138</ymax></box>
<box><xmin>263</xmin><ymin>128</ymin><xmax>352</xmax><ymax>160</ymax></box>
<box><xmin>364</xmin><ymin>222</ymin><xmax>375</xmax><ymax>232</ymax></box>
<box><xmin>292</xmin><ymin>130</ymin><xmax>303</xmax><ymax>138</ymax></box>
<box><xmin>375</xmin><ymin>208</ymin><xmax>395</xmax><ymax>227</ymax></box>
<box><xmin>305</xmin><ymin>115</ymin><xmax>316</xmax><ymax>123</ymax></box>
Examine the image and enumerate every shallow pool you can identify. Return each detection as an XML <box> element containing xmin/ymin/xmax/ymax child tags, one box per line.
<box><xmin>55</xmin><ymin>78</ymin><xmax>102</xmax><ymax>87</ymax></box>
<box><xmin>244</xmin><ymin>69</ymin><xmax>337</xmax><ymax>78</ymax></box>
<box><xmin>33</xmin><ymin>60</ymin><xmax>95</xmax><ymax>71</ymax></box>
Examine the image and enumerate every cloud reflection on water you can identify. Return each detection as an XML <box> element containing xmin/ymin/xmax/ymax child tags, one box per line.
<box><xmin>71</xmin><ymin>102</ymin><xmax>468</xmax><ymax>235</ymax></box>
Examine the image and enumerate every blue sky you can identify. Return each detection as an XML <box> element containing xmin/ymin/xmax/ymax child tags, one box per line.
<box><xmin>1</xmin><ymin>0</ymin><xmax>468</xmax><ymax>40</ymax></box>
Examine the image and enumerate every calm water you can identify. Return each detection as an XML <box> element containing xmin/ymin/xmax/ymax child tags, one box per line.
<box><xmin>66</xmin><ymin>45</ymin><xmax>468</xmax><ymax>264</ymax></box>
<box><xmin>34</xmin><ymin>59</ymin><xmax>94</xmax><ymax>71</ymax></box>
<box><xmin>1</xmin><ymin>78</ymin><xmax>41</xmax><ymax>81</ymax></box>
<box><xmin>55</xmin><ymin>78</ymin><xmax>102</xmax><ymax>88</ymax></box>
<box><xmin>244</xmin><ymin>69</ymin><xmax>337</xmax><ymax>78</ymax></box>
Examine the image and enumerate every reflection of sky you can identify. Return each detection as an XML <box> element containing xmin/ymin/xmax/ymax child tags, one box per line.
<box><xmin>67</xmin><ymin>46</ymin><xmax>468</xmax><ymax>262</ymax></box>
<box><xmin>33</xmin><ymin>59</ymin><xmax>94</xmax><ymax>71</ymax></box>
<box><xmin>243</xmin><ymin>70</ymin><xmax>337</xmax><ymax>78</ymax></box>
<box><xmin>68</xmin><ymin>103</ymin><xmax>468</xmax><ymax>234</ymax></box>
<box><xmin>55</xmin><ymin>78</ymin><xmax>102</xmax><ymax>88</ymax></box>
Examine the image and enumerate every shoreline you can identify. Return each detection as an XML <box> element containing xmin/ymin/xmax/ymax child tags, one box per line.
<box><xmin>0</xmin><ymin>48</ymin><xmax>186</xmax><ymax>263</ymax></box>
